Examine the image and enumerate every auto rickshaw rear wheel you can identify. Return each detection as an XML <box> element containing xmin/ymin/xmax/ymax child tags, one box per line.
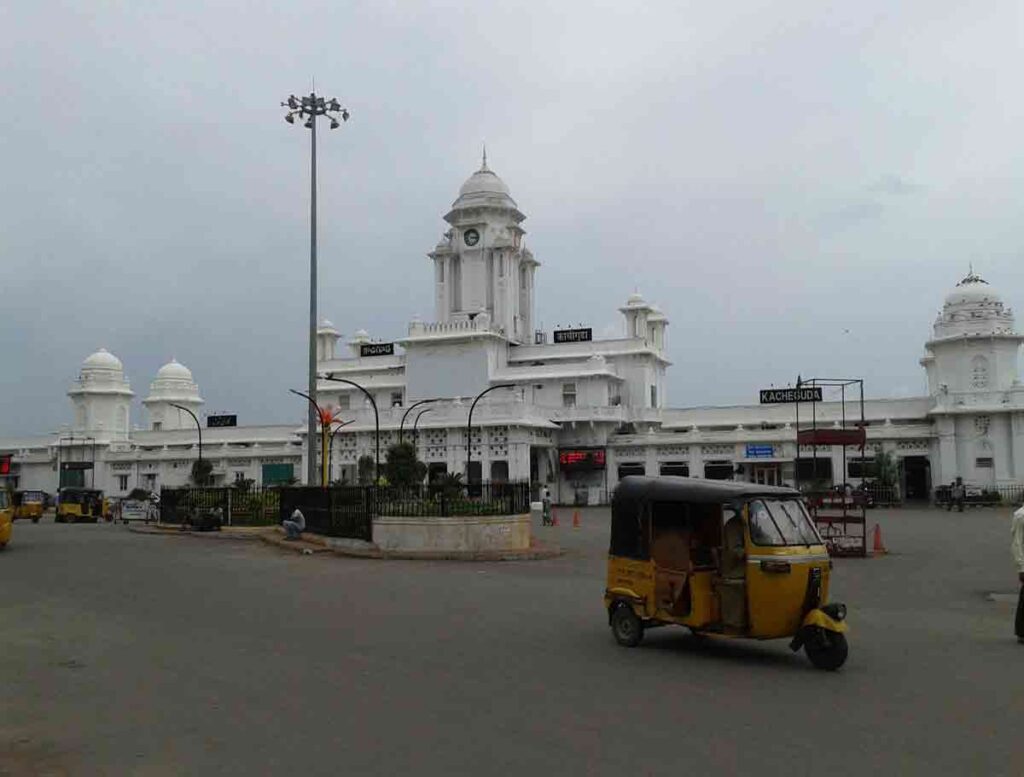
<box><xmin>804</xmin><ymin>628</ymin><xmax>848</xmax><ymax>671</ymax></box>
<box><xmin>610</xmin><ymin>603</ymin><xmax>644</xmax><ymax>647</ymax></box>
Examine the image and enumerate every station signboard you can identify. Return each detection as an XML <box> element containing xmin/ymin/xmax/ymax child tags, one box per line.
<box><xmin>744</xmin><ymin>444</ymin><xmax>775</xmax><ymax>459</ymax></box>
<box><xmin>207</xmin><ymin>414</ymin><xmax>238</xmax><ymax>428</ymax></box>
<box><xmin>553</xmin><ymin>328</ymin><xmax>592</xmax><ymax>344</ymax></box>
<box><xmin>360</xmin><ymin>342</ymin><xmax>395</xmax><ymax>357</ymax></box>
<box><xmin>60</xmin><ymin>462</ymin><xmax>94</xmax><ymax>471</ymax></box>
<box><xmin>759</xmin><ymin>387</ymin><xmax>822</xmax><ymax>404</ymax></box>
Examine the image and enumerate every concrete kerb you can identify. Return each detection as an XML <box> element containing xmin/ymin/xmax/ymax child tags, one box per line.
<box><xmin>132</xmin><ymin>523</ymin><xmax>563</xmax><ymax>561</ymax></box>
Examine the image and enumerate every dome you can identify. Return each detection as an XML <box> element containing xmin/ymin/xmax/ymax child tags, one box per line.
<box><xmin>944</xmin><ymin>270</ymin><xmax>1001</xmax><ymax>307</ymax></box>
<box><xmin>626</xmin><ymin>292</ymin><xmax>646</xmax><ymax>306</ymax></box>
<box><xmin>448</xmin><ymin>152</ymin><xmax>520</xmax><ymax>216</ymax></box>
<box><xmin>82</xmin><ymin>348</ymin><xmax>123</xmax><ymax>371</ymax></box>
<box><xmin>155</xmin><ymin>359</ymin><xmax>193</xmax><ymax>382</ymax></box>
<box><xmin>458</xmin><ymin>166</ymin><xmax>511</xmax><ymax>198</ymax></box>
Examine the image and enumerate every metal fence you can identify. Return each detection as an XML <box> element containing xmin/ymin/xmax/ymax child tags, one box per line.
<box><xmin>934</xmin><ymin>484</ymin><xmax>1024</xmax><ymax>507</ymax></box>
<box><xmin>161</xmin><ymin>481</ymin><xmax>532</xmax><ymax>541</ymax></box>
<box><xmin>159</xmin><ymin>485</ymin><xmax>280</xmax><ymax>526</ymax></box>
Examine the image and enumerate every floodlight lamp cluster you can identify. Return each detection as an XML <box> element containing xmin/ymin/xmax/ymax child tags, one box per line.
<box><xmin>281</xmin><ymin>93</ymin><xmax>350</xmax><ymax>129</ymax></box>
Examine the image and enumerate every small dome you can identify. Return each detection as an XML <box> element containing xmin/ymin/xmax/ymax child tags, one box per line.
<box><xmin>626</xmin><ymin>292</ymin><xmax>645</xmax><ymax>306</ymax></box>
<box><xmin>156</xmin><ymin>359</ymin><xmax>193</xmax><ymax>382</ymax></box>
<box><xmin>353</xmin><ymin>328</ymin><xmax>370</xmax><ymax>341</ymax></box>
<box><xmin>458</xmin><ymin>166</ymin><xmax>511</xmax><ymax>198</ymax></box>
<box><xmin>944</xmin><ymin>270</ymin><xmax>1001</xmax><ymax>307</ymax></box>
<box><xmin>320</xmin><ymin>318</ymin><xmax>335</xmax><ymax>329</ymax></box>
<box><xmin>82</xmin><ymin>348</ymin><xmax>123</xmax><ymax>371</ymax></box>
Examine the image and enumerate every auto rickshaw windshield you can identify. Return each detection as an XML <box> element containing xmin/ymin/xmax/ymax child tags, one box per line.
<box><xmin>749</xmin><ymin>499</ymin><xmax>821</xmax><ymax>546</ymax></box>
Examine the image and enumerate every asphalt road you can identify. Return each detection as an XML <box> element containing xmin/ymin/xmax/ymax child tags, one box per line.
<box><xmin>1</xmin><ymin>506</ymin><xmax>1022</xmax><ymax>776</ymax></box>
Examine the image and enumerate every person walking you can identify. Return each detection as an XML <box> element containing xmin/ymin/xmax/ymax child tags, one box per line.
<box><xmin>283</xmin><ymin>508</ymin><xmax>306</xmax><ymax>540</ymax></box>
<box><xmin>541</xmin><ymin>487</ymin><xmax>552</xmax><ymax>527</ymax></box>
<box><xmin>948</xmin><ymin>478</ymin><xmax>965</xmax><ymax>513</ymax></box>
<box><xmin>1012</xmin><ymin>500</ymin><xmax>1024</xmax><ymax>643</ymax></box>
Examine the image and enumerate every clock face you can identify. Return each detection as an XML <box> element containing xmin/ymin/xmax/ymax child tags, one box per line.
<box><xmin>464</xmin><ymin>228</ymin><xmax>480</xmax><ymax>247</ymax></box>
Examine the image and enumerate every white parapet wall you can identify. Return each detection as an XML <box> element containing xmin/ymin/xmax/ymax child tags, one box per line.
<box><xmin>373</xmin><ymin>514</ymin><xmax>530</xmax><ymax>553</ymax></box>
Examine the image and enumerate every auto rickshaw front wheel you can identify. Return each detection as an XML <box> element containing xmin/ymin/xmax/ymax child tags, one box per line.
<box><xmin>804</xmin><ymin>628</ymin><xmax>849</xmax><ymax>671</ymax></box>
<box><xmin>610</xmin><ymin>603</ymin><xmax>644</xmax><ymax>647</ymax></box>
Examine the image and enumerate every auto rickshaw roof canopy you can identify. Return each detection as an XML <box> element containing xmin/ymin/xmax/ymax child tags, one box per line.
<box><xmin>613</xmin><ymin>476</ymin><xmax>800</xmax><ymax>506</ymax></box>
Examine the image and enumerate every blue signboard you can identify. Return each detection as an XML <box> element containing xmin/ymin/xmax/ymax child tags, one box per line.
<box><xmin>745</xmin><ymin>444</ymin><xmax>774</xmax><ymax>459</ymax></box>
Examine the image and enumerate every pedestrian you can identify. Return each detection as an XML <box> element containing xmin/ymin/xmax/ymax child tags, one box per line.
<box><xmin>1012</xmin><ymin>500</ymin><xmax>1024</xmax><ymax>643</ymax></box>
<box><xmin>541</xmin><ymin>487</ymin><xmax>552</xmax><ymax>526</ymax></box>
<box><xmin>948</xmin><ymin>478</ymin><xmax>965</xmax><ymax>513</ymax></box>
<box><xmin>283</xmin><ymin>508</ymin><xmax>306</xmax><ymax>540</ymax></box>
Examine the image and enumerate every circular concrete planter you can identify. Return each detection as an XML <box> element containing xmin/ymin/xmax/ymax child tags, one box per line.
<box><xmin>372</xmin><ymin>513</ymin><xmax>530</xmax><ymax>553</ymax></box>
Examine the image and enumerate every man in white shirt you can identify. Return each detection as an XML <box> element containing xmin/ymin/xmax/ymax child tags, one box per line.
<box><xmin>1012</xmin><ymin>503</ymin><xmax>1024</xmax><ymax>643</ymax></box>
<box><xmin>283</xmin><ymin>508</ymin><xmax>306</xmax><ymax>540</ymax></box>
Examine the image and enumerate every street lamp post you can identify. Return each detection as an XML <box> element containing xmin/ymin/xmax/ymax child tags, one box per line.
<box><xmin>399</xmin><ymin>398</ymin><xmax>441</xmax><ymax>444</ymax></box>
<box><xmin>327</xmin><ymin>418</ymin><xmax>355</xmax><ymax>484</ymax></box>
<box><xmin>170</xmin><ymin>404</ymin><xmax>203</xmax><ymax>484</ymax></box>
<box><xmin>281</xmin><ymin>91</ymin><xmax>350</xmax><ymax>486</ymax></box>
<box><xmin>412</xmin><ymin>406</ymin><xmax>434</xmax><ymax>453</ymax></box>
<box><xmin>323</xmin><ymin>375</ymin><xmax>380</xmax><ymax>482</ymax></box>
<box><xmin>466</xmin><ymin>384</ymin><xmax>515</xmax><ymax>485</ymax></box>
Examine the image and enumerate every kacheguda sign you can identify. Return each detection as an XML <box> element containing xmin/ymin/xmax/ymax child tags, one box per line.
<box><xmin>360</xmin><ymin>342</ymin><xmax>395</xmax><ymax>357</ymax></box>
<box><xmin>759</xmin><ymin>387</ymin><xmax>823</xmax><ymax>404</ymax></box>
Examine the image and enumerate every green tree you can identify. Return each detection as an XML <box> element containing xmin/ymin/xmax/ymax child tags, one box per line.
<box><xmin>384</xmin><ymin>443</ymin><xmax>427</xmax><ymax>487</ymax></box>
<box><xmin>190</xmin><ymin>459</ymin><xmax>213</xmax><ymax>486</ymax></box>
<box><xmin>875</xmin><ymin>450</ymin><xmax>899</xmax><ymax>489</ymax></box>
<box><xmin>357</xmin><ymin>454</ymin><xmax>376</xmax><ymax>485</ymax></box>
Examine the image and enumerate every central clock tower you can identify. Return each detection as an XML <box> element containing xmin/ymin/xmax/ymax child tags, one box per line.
<box><xmin>427</xmin><ymin>154</ymin><xmax>539</xmax><ymax>343</ymax></box>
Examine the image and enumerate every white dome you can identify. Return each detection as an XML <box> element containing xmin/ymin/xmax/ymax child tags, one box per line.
<box><xmin>458</xmin><ymin>166</ymin><xmax>511</xmax><ymax>198</ymax></box>
<box><xmin>155</xmin><ymin>359</ymin><xmax>193</xmax><ymax>382</ymax></box>
<box><xmin>353</xmin><ymin>328</ymin><xmax>369</xmax><ymax>340</ymax></box>
<box><xmin>626</xmin><ymin>292</ymin><xmax>646</xmax><ymax>306</ymax></box>
<box><xmin>944</xmin><ymin>271</ymin><xmax>1001</xmax><ymax>306</ymax></box>
<box><xmin>82</xmin><ymin>348</ymin><xmax>123</xmax><ymax>371</ymax></box>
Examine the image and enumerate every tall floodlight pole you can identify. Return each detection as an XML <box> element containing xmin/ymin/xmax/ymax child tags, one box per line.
<box><xmin>282</xmin><ymin>91</ymin><xmax>350</xmax><ymax>485</ymax></box>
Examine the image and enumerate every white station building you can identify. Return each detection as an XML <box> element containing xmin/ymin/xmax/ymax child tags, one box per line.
<box><xmin>2</xmin><ymin>158</ymin><xmax>1023</xmax><ymax>503</ymax></box>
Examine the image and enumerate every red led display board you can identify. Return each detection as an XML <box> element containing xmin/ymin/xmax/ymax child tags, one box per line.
<box><xmin>558</xmin><ymin>448</ymin><xmax>606</xmax><ymax>472</ymax></box>
<box><xmin>0</xmin><ymin>454</ymin><xmax>10</xmax><ymax>475</ymax></box>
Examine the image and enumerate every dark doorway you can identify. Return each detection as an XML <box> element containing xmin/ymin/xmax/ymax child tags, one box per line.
<box><xmin>796</xmin><ymin>457</ymin><xmax>833</xmax><ymax>484</ymax></box>
<box><xmin>902</xmin><ymin>456</ymin><xmax>930</xmax><ymax>501</ymax></box>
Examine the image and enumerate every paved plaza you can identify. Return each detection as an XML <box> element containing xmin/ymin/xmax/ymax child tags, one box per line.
<box><xmin>1</xmin><ymin>506</ymin><xmax>1022</xmax><ymax>775</ymax></box>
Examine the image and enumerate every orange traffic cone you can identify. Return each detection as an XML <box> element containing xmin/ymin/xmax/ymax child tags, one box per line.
<box><xmin>572</xmin><ymin>510</ymin><xmax>580</xmax><ymax>528</ymax></box>
<box><xmin>872</xmin><ymin>524</ymin><xmax>887</xmax><ymax>555</ymax></box>
<box><xmin>551</xmin><ymin>509</ymin><xmax>559</xmax><ymax>527</ymax></box>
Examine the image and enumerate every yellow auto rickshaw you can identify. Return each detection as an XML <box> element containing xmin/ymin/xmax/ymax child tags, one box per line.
<box><xmin>55</xmin><ymin>488</ymin><xmax>107</xmax><ymax>523</ymax></box>
<box><xmin>0</xmin><ymin>490</ymin><xmax>12</xmax><ymax>548</ymax></box>
<box><xmin>13</xmin><ymin>490</ymin><xmax>45</xmax><ymax>522</ymax></box>
<box><xmin>604</xmin><ymin>477</ymin><xmax>849</xmax><ymax>670</ymax></box>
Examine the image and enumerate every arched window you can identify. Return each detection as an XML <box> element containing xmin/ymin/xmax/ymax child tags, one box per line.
<box><xmin>971</xmin><ymin>355</ymin><xmax>989</xmax><ymax>389</ymax></box>
<box><xmin>119</xmin><ymin>407</ymin><xmax>129</xmax><ymax>431</ymax></box>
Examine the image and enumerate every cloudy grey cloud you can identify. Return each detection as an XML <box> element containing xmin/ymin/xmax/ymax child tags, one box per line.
<box><xmin>1</xmin><ymin>1</ymin><xmax>1022</xmax><ymax>434</ymax></box>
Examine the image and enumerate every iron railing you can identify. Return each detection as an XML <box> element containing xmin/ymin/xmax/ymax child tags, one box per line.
<box><xmin>159</xmin><ymin>485</ymin><xmax>280</xmax><ymax>526</ymax></box>
<box><xmin>934</xmin><ymin>484</ymin><xmax>1024</xmax><ymax>507</ymax></box>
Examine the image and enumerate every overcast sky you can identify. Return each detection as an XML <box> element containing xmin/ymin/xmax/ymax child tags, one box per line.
<box><xmin>2</xmin><ymin>1</ymin><xmax>1023</xmax><ymax>435</ymax></box>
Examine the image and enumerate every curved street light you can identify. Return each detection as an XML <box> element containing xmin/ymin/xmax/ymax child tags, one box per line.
<box><xmin>412</xmin><ymin>405</ymin><xmax>435</xmax><ymax>461</ymax></box>
<box><xmin>399</xmin><ymin>398</ymin><xmax>442</xmax><ymax>444</ymax></box>
<box><xmin>170</xmin><ymin>404</ymin><xmax>203</xmax><ymax>485</ymax></box>
<box><xmin>322</xmin><ymin>375</ymin><xmax>380</xmax><ymax>482</ymax></box>
<box><xmin>327</xmin><ymin>418</ymin><xmax>355</xmax><ymax>485</ymax></box>
<box><xmin>466</xmin><ymin>384</ymin><xmax>515</xmax><ymax>484</ymax></box>
<box><xmin>281</xmin><ymin>90</ymin><xmax>350</xmax><ymax>486</ymax></box>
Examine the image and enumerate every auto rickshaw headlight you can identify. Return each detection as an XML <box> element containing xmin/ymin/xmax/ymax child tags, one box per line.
<box><xmin>822</xmin><ymin>603</ymin><xmax>847</xmax><ymax>621</ymax></box>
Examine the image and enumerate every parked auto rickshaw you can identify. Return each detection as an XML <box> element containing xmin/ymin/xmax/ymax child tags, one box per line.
<box><xmin>605</xmin><ymin>477</ymin><xmax>849</xmax><ymax>670</ymax></box>
<box><xmin>0</xmin><ymin>490</ymin><xmax>12</xmax><ymax>548</ymax></box>
<box><xmin>13</xmin><ymin>490</ymin><xmax>45</xmax><ymax>522</ymax></box>
<box><xmin>55</xmin><ymin>488</ymin><xmax>107</xmax><ymax>523</ymax></box>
